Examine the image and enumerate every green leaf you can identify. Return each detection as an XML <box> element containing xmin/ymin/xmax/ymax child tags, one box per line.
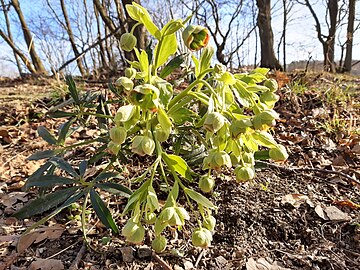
<box><xmin>57</xmin><ymin>118</ymin><xmax>75</xmax><ymax>145</ymax></box>
<box><xmin>160</xmin><ymin>54</ymin><xmax>184</xmax><ymax>78</ymax></box>
<box><xmin>27</xmin><ymin>150</ymin><xmax>59</xmax><ymax>161</ymax></box>
<box><xmin>96</xmin><ymin>182</ymin><xmax>132</xmax><ymax>198</ymax></box>
<box><xmin>48</xmin><ymin>111</ymin><xmax>76</xmax><ymax>118</ymax></box>
<box><xmin>27</xmin><ymin>162</ymin><xmax>52</xmax><ymax>182</ymax></box>
<box><xmin>154</xmin><ymin>33</ymin><xmax>177</xmax><ymax>68</ymax></box>
<box><xmin>13</xmin><ymin>187</ymin><xmax>79</xmax><ymax>219</ymax></box>
<box><xmin>183</xmin><ymin>188</ymin><xmax>216</xmax><ymax>209</ymax></box>
<box><xmin>192</xmin><ymin>55</ymin><xmax>200</xmax><ymax>77</ymax></box>
<box><xmin>252</xmin><ymin>131</ymin><xmax>278</xmax><ymax>148</ymax></box>
<box><xmin>168</xmin><ymin>107</ymin><xmax>196</xmax><ymax>125</ymax></box>
<box><xmin>37</xmin><ymin>126</ymin><xmax>57</xmax><ymax>145</ymax></box>
<box><xmin>123</xmin><ymin>180</ymin><xmax>150</xmax><ymax>214</ymax></box>
<box><xmin>252</xmin><ymin>67</ymin><xmax>269</xmax><ymax>75</ymax></box>
<box><xmin>90</xmin><ymin>188</ymin><xmax>119</xmax><ymax>234</ymax></box>
<box><xmin>93</xmin><ymin>172</ymin><xmax>119</xmax><ymax>183</ymax></box>
<box><xmin>65</xmin><ymin>75</ymin><xmax>80</xmax><ymax>105</ymax></box>
<box><xmin>25</xmin><ymin>175</ymin><xmax>76</xmax><ymax>188</ymax></box>
<box><xmin>50</xmin><ymin>157</ymin><xmax>78</xmax><ymax>178</ymax></box>
<box><xmin>138</xmin><ymin>49</ymin><xmax>149</xmax><ymax>81</ymax></box>
<box><xmin>254</xmin><ymin>150</ymin><xmax>270</xmax><ymax>160</ymax></box>
<box><xmin>199</xmin><ymin>46</ymin><xmax>214</xmax><ymax>74</ymax></box>
<box><xmin>79</xmin><ymin>160</ymin><xmax>88</xmax><ymax>176</ymax></box>
<box><xmin>157</xmin><ymin>107</ymin><xmax>172</xmax><ymax>131</ymax></box>
<box><xmin>162</xmin><ymin>153</ymin><xmax>192</xmax><ymax>180</ymax></box>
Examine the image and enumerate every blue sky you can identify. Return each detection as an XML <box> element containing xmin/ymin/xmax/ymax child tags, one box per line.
<box><xmin>0</xmin><ymin>0</ymin><xmax>359</xmax><ymax>76</ymax></box>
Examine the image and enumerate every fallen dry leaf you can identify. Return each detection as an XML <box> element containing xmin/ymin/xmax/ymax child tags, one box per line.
<box><xmin>281</xmin><ymin>194</ymin><xmax>314</xmax><ymax>208</ymax></box>
<box><xmin>315</xmin><ymin>205</ymin><xmax>328</xmax><ymax>220</ymax></box>
<box><xmin>323</xmin><ymin>206</ymin><xmax>351</xmax><ymax>222</ymax></box>
<box><xmin>332</xmin><ymin>200</ymin><xmax>360</xmax><ymax>209</ymax></box>
<box><xmin>28</xmin><ymin>258</ymin><xmax>64</xmax><ymax>270</ymax></box>
<box><xmin>17</xmin><ymin>225</ymin><xmax>64</xmax><ymax>253</ymax></box>
<box><xmin>246</xmin><ymin>257</ymin><xmax>289</xmax><ymax>270</ymax></box>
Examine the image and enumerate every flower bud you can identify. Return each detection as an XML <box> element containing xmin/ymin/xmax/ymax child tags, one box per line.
<box><xmin>234</xmin><ymin>166</ymin><xmax>255</xmax><ymax>182</ymax></box>
<box><xmin>264</xmin><ymin>79</ymin><xmax>278</xmax><ymax>92</ymax></box>
<box><xmin>120</xmin><ymin>33</ymin><xmax>137</xmax><ymax>52</ymax></box>
<box><xmin>131</xmin><ymin>135</ymin><xmax>155</xmax><ymax>156</ymax></box>
<box><xmin>199</xmin><ymin>175</ymin><xmax>215</xmax><ymax>193</ymax></box>
<box><xmin>182</xmin><ymin>25</ymin><xmax>210</xmax><ymax>51</ymax></box>
<box><xmin>115</xmin><ymin>77</ymin><xmax>134</xmax><ymax>92</ymax></box>
<box><xmin>109</xmin><ymin>126</ymin><xmax>127</xmax><ymax>144</ymax></box>
<box><xmin>260</xmin><ymin>91</ymin><xmax>279</xmax><ymax>108</ymax></box>
<box><xmin>155</xmin><ymin>125</ymin><xmax>170</xmax><ymax>142</ymax></box>
<box><xmin>125</xmin><ymin>67</ymin><xmax>137</xmax><ymax>80</ymax></box>
<box><xmin>129</xmin><ymin>84</ymin><xmax>160</xmax><ymax>112</ymax></box>
<box><xmin>214</xmin><ymin>64</ymin><xmax>226</xmax><ymax>74</ymax></box>
<box><xmin>191</xmin><ymin>228</ymin><xmax>212</xmax><ymax>248</ymax></box>
<box><xmin>107</xmin><ymin>141</ymin><xmax>121</xmax><ymax>155</ymax></box>
<box><xmin>203</xmin><ymin>112</ymin><xmax>225</xmax><ymax>133</ymax></box>
<box><xmin>152</xmin><ymin>235</ymin><xmax>167</xmax><ymax>253</ymax></box>
<box><xmin>269</xmin><ymin>145</ymin><xmax>288</xmax><ymax>161</ymax></box>
<box><xmin>230</xmin><ymin>118</ymin><xmax>252</xmax><ymax>138</ymax></box>
<box><xmin>203</xmin><ymin>215</ymin><xmax>216</xmax><ymax>231</ymax></box>
<box><xmin>122</xmin><ymin>219</ymin><xmax>145</xmax><ymax>244</ymax></box>
<box><xmin>203</xmin><ymin>150</ymin><xmax>232</xmax><ymax>171</ymax></box>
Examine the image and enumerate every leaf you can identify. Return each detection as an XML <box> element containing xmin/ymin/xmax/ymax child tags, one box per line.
<box><xmin>169</xmin><ymin>107</ymin><xmax>196</xmax><ymax>125</ymax></box>
<box><xmin>254</xmin><ymin>150</ymin><xmax>270</xmax><ymax>160</ymax></box>
<box><xmin>96</xmin><ymin>182</ymin><xmax>132</xmax><ymax>197</ymax></box>
<box><xmin>160</xmin><ymin>54</ymin><xmax>185</xmax><ymax>78</ymax></box>
<box><xmin>50</xmin><ymin>157</ymin><xmax>78</xmax><ymax>178</ymax></box>
<box><xmin>13</xmin><ymin>187</ymin><xmax>79</xmax><ymax>219</ymax></box>
<box><xmin>90</xmin><ymin>188</ymin><xmax>119</xmax><ymax>234</ymax></box>
<box><xmin>183</xmin><ymin>188</ymin><xmax>216</xmax><ymax>209</ymax></box>
<box><xmin>27</xmin><ymin>150</ymin><xmax>59</xmax><ymax>161</ymax></box>
<box><xmin>199</xmin><ymin>46</ymin><xmax>214</xmax><ymax>75</ymax></box>
<box><xmin>154</xmin><ymin>33</ymin><xmax>177</xmax><ymax>68</ymax></box>
<box><xmin>25</xmin><ymin>175</ymin><xmax>76</xmax><ymax>188</ymax></box>
<box><xmin>93</xmin><ymin>172</ymin><xmax>119</xmax><ymax>183</ymax></box>
<box><xmin>48</xmin><ymin>111</ymin><xmax>76</xmax><ymax>118</ymax></box>
<box><xmin>37</xmin><ymin>126</ymin><xmax>57</xmax><ymax>145</ymax></box>
<box><xmin>252</xmin><ymin>131</ymin><xmax>278</xmax><ymax>148</ymax></box>
<box><xmin>79</xmin><ymin>160</ymin><xmax>88</xmax><ymax>176</ymax></box>
<box><xmin>138</xmin><ymin>49</ymin><xmax>149</xmax><ymax>81</ymax></box>
<box><xmin>27</xmin><ymin>162</ymin><xmax>53</xmax><ymax>182</ymax></box>
<box><xmin>162</xmin><ymin>153</ymin><xmax>192</xmax><ymax>180</ymax></box>
<box><xmin>57</xmin><ymin>118</ymin><xmax>75</xmax><ymax>145</ymax></box>
<box><xmin>65</xmin><ymin>75</ymin><xmax>80</xmax><ymax>105</ymax></box>
<box><xmin>157</xmin><ymin>107</ymin><xmax>172</xmax><ymax>130</ymax></box>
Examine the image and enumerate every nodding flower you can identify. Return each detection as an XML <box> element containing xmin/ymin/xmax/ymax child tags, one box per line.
<box><xmin>182</xmin><ymin>25</ymin><xmax>210</xmax><ymax>51</ymax></box>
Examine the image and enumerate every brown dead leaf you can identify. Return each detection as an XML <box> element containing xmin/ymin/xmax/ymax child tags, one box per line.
<box><xmin>315</xmin><ymin>205</ymin><xmax>328</xmax><ymax>220</ymax></box>
<box><xmin>28</xmin><ymin>258</ymin><xmax>64</xmax><ymax>270</ymax></box>
<box><xmin>332</xmin><ymin>200</ymin><xmax>360</xmax><ymax>209</ymax></box>
<box><xmin>332</xmin><ymin>155</ymin><xmax>347</xmax><ymax>167</ymax></box>
<box><xmin>0</xmin><ymin>192</ymin><xmax>28</xmax><ymax>207</ymax></box>
<box><xmin>323</xmin><ymin>206</ymin><xmax>351</xmax><ymax>222</ymax></box>
<box><xmin>281</xmin><ymin>194</ymin><xmax>314</xmax><ymax>208</ymax></box>
<box><xmin>17</xmin><ymin>225</ymin><xmax>64</xmax><ymax>253</ymax></box>
<box><xmin>246</xmin><ymin>257</ymin><xmax>289</xmax><ymax>270</ymax></box>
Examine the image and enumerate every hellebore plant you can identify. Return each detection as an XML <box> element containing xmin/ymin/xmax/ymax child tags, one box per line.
<box><xmin>15</xmin><ymin>2</ymin><xmax>287</xmax><ymax>253</ymax></box>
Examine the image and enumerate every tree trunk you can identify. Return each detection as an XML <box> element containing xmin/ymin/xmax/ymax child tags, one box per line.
<box><xmin>94</xmin><ymin>5</ymin><xmax>108</xmax><ymax>70</ymax></box>
<box><xmin>325</xmin><ymin>0</ymin><xmax>337</xmax><ymax>73</ymax></box>
<box><xmin>11</xmin><ymin>0</ymin><xmax>47</xmax><ymax>74</ymax></box>
<box><xmin>343</xmin><ymin>0</ymin><xmax>355</xmax><ymax>72</ymax></box>
<box><xmin>256</xmin><ymin>0</ymin><xmax>283</xmax><ymax>70</ymax></box>
<box><xmin>60</xmin><ymin>0</ymin><xmax>86</xmax><ymax>76</ymax></box>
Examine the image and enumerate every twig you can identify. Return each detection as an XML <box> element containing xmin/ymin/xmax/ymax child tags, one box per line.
<box><xmin>256</xmin><ymin>161</ymin><xmax>360</xmax><ymax>186</ymax></box>
<box><xmin>194</xmin><ymin>249</ymin><xmax>206</xmax><ymax>268</ymax></box>
<box><xmin>45</xmin><ymin>240</ymin><xmax>79</xmax><ymax>260</ymax></box>
<box><xmin>69</xmin><ymin>242</ymin><xmax>87</xmax><ymax>270</ymax></box>
<box><xmin>152</xmin><ymin>251</ymin><xmax>173</xmax><ymax>270</ymax></box>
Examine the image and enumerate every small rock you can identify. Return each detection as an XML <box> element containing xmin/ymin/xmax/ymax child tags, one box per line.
<box><xmin>120</xmin><ymin>246</ymin><xmax>134</xmax><ymax>263</ymax></box>
<box><xmin>324</xmin><ymin>206</ymin><xmax>351</xmax><ymax>221</ymax></box>
<box><xmin>183</xmin><ymin>260</ymin><xmax>194</xmax><ymax>270</ymax></box>
<box><xmin>137</xmin><ymin>246</ymin><xmax>152</xmax><ymax>258</ymax></box>
<box><xmin>174</xmin><ymin>265</ymin><xmax>184</xmax><ymax>270</ymax></box>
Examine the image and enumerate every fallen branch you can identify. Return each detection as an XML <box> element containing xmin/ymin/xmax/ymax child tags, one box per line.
<box><xmin>257</xmin><ymin>161</ymin><xmax>360</xmax><ymax>186</ymax></box>
<box><xmin>152</xmin><ymin>252</ymin><xmax>173</xmax><ymax>270</ymax></box>
<box><xmin>69</xmin><ymin>243</ymin><xmax>87</xmax><ymax>270</ymax></box>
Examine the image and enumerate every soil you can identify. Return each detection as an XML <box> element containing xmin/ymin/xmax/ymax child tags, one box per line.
<box><xmin>0</xmin><ymin>73</ymin><xmax>359</xmax><ymax>270</ymax></box>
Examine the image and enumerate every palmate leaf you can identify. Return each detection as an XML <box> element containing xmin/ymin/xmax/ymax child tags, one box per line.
<box><xmin>13</xmin><ymin>187</ymin><xmax>79</xmax><ymax>219</ymax></box>
<box><xmin>154</xmin><ymin>33</ymin><xmax>177</xmax><ymax>68</ymax></box>
<box><xmin>160</xmin><ymin>54</ymin><xmax>185</xmax><ymax>78</ymax></box>
<box><xmin>57</xmin><ymin>118</ymin><xmax>75</xmax><ymax>145</ymax></box>
<box><xmin>90</xmin><ymin>188</ymin><xmax>119</xmax><ymax>234</ymax></box>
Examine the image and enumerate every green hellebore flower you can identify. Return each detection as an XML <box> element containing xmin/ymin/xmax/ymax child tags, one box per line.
<box><xmin>107</xmin><ymin>141</ymin><xmax>121</xmax><ymax>155</ymax></box>
<box><xmin>129</xmin><ymin>84</ymin><xmax>160</xmax><ymax>112</ymax></box>
<box><xmin>230</xmin><ymin>118</ymin><xmax>253</xmax><ymax>138</ymax></box>
<box><xmin>131</xmin><ymin>135</ymin><xmax>155</xmax><ymax>156</ymax></box>
<box><xmin>152</xmin><ymin>235</ymin><xmax>167</xmax><ymax>253</ymax></box>
<box><xmin>120</xmin><ymin>33</ymin><xmax>137</xmax><ymax>52</ymax></box>
<box><xmin>115</xmin><ymin>77</ymin><xmax>134</xmax><ymax>92</ymax></box>
<box><xmin>191</xmin><ymin>228</ymin><xmax>212</xmax><ymax>248</ymax></box>
<box><xmin>242</xmin><ymin>152</ymin><xmax>255</xmax><ymax>166</ymax></box>
<box><xmin>203</xmin><ymin>150</ymin><xmax>232</xmax><ymax>171</ymax></box>
<box><xmin>203</xmin><ymin>112</ymin><xmax>225</xmax><ymax>133</ymax></box>
<box><xmin>182</xmin><ymin>25</ymin><xmax>210</xmax><ymax>51</ymax></box>
<box><xmin>122</xmin><ymin>219</ymin><xmax>145</xmax><ymax>244</ymax></box>
<box><xmin>269</xmin><ymin>145</ymin><xmax>288</xmax><ymax>161</ymax></box>
<box><xmin>203</xmin><ymin>215</ymin><xmax>216</xmax><ymax>231</ymax></box>
<box><xmin>109</xmin><ymin>126</ymin><xmax>127</xmax><ymax>145</ymax></box>
<box><xmin>234</xmin><ymin>166</ymin><xmax>255</xmax><ymax>182</ymax></box>
<box><xmin>199</xmin><ymin>175</ymin><xmax>215</xmax><ymax>193</ymax></box>
<box><xmin>159</xmin><ymin>206</ymin><xmax>190</xmax><ymax>227</ymax></box>
<box><xmin>125</xmin><ymin>67</ymin><xmax>137</xmax><ymax>80</ymax></box>
<box><xmin>253</xmin><ymin>110</ymin><xmax>278</xmax><ymax>130</ymax></box>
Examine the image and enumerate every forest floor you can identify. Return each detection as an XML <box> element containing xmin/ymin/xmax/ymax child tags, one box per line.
<box><xmin>0</xmin><ymin>72</ymin><xmax>360</xmax><ymax>270</ymax></box>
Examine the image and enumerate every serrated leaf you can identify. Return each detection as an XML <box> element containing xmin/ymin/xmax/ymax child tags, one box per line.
<box><xmin>160</xmin><ymin>54</ymin><xmax>184</xmax><ymax>78</ymax></box>
<box><xmin>183</xmin><ymin>188</ymin><xmax>216</xmax><ymax>209</ymax></box>
<box><xmin>50</xmin><ymin>157</ymin><xmax>78</xmax><ymax>178</ymax></box>
<box><xmin>37</xmin><ymin>126</ymin><xmax>57</xmax><ymax>145</ymax></box>
<box><xmin>27</xmin><ymin>150</ymin><xmax>59</xmax><ymax>161</ymax></box>
<box><xmin>25</xmin><ymin>175</ymin><xmax>76</xmax><ymax>188</ymax></box>
<box><xmin>90</xmin><ymin>188</ymin><xmax>119</xmax><ymax>234</ymax></box>
<box><xmin>96</xmin><ymin>182</ymin><xmax>132</xmax><ymax>197</ymax></box>
<box><xmin>13</xmin><ymin>187</ymin><xmax>79</xmax><ymax>219</ymax></box>
<box><xmin>65</xmin><ymin>75</ymin><xmax>80</xmax><ymax>104</ymax></box>
<box><xmin>162</xmin><ymin>153</ymin><xmax>192</xmax><ymax>180</ymax></box>
<box><xmin>27</xmin><ymin>162</ymin><xmax>53</xmax><ymax>182</ymax></box>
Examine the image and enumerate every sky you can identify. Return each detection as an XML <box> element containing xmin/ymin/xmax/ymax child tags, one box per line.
<box><xmin>0</xmin><ymin>0</ymin><xmax>359</xmax><ymax>76</ymax></box>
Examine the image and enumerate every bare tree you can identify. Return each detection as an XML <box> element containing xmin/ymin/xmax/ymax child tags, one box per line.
<box><xmin>256</xmin><ymin>0</ymin><xmax>283</xmax><ymax>70</ymax></box>
<box><xmin>342</xmin><ymin>0</ymin><xmax>356</xmax><ymax>72</ymax></box>
<box><xmin>11</xmin><ymin>0</ymin><xmax>47</xmax><ymax>74</ymax></box>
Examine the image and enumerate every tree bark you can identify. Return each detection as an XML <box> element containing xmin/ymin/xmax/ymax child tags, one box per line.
<box><xmin>343</xmin><ymin>0</ymin><xmax>355</xmax><ymax>72</ymax></box>
<box><xmin>60</xmin><ymin>0</ymin><xmax>86</xmax><ymax>76</ymax></box>
<box><xmin>256</xmin><ymin>0</ymin><xmax>283</xmax><ymax>70</ymax></box>
<box><xmin>11</xmin><ymin>0</ymin><xmax>47</xmax><ymax>74</ymax></box>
